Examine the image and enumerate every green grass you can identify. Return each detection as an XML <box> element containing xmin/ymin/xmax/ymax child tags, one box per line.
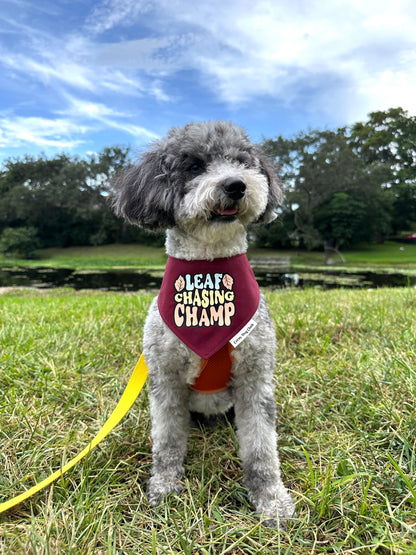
<box><xmin>332</xmin><ymin>241</ymin><xmax>416</xmax><ymax>268</ymax></box>
<box><xmin>1</xmin><ymin>241</ymin><xmax>416</xmax><ymax>272</ymax></box>
<box><xmin>1</xmin><ymin>287</ymin><xmax>416</xmax><ymax>553</ymax></box>
<box><xmin>0</xmin><ymin>244</ymin><xmax>168</xmax><ymax>270</ymax></box>
<box><xmin>250</xmin><ymin>242</ymin><xmax>416</xmax><ymax>270</ymax></box>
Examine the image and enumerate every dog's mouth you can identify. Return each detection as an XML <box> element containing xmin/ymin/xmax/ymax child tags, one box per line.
<box><xmin>210</xmin><ymin>205</ymin><xmax>238</xmax><ymax>222</ymax></box>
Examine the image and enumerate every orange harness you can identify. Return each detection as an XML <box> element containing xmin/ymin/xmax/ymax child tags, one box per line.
<box><xmin>191</xmin><ymin>343</ymin><xmax>234</xmax><ymax>394</ymax></box>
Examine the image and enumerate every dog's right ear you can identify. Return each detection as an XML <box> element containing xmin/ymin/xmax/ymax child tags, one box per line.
<box><xmin>112</xmin><ymin>149</ymin><xmax>176</xmax><ymax>231</ymax></box>
<box><xmin>255</xmin><ymin>150</ymin><xmax>283</xmax><ymax>224</ymax></box>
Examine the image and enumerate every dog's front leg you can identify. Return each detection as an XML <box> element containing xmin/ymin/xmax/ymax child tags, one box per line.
<box><xmin>233</xmin><ymin>383</ymin><xmax>295</xmax><ymax>528</ymax></box>
<box><xmin>147</xmin><ymin>381</ymin><xmax>190</xmax><ymax>506</ymax></box>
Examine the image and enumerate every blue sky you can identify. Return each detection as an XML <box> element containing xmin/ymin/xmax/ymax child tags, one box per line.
<box><xmin>1</xmin><ymin>0</ymin><xmax>415</xmax><ymax>161</ymax></box>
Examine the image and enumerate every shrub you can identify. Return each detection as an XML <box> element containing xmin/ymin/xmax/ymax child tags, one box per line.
<box><xmin>0</xmin><ymin>226</ymin><xmax>39</xmax><ymax>259</ymax></box>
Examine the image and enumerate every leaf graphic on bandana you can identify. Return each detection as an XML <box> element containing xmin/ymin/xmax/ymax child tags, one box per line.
<box><xmin>174</xmin><ymin>275</ymin><xmax>185</xmax><ymax>292</ymax></box>
<box><xmin>222</xmin><ymin>273</ymin><xmax>234</xmax><ymax>290</ymax></box>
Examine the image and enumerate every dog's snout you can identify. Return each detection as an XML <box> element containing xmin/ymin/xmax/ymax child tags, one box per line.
<box><xmin>222</xmin><ymin>178</ymin><xmax>246</xmax><ymax>200</ymax></box>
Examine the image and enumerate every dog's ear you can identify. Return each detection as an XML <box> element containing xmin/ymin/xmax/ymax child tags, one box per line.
<box><xmin>255</xmin><ymin>151</ymin><xmax>283</xmax><ymax>224</ymax></box>
<box><xmin>112</xmin><ymin>149</ymin><xmax>176</xmax><ymax>231</ymax></box>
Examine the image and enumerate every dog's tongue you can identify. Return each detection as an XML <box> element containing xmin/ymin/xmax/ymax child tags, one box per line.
<box><xmin>219</xmin><ymin>206</ymin><xmax>237</xmax><ymax>216</ymax></box>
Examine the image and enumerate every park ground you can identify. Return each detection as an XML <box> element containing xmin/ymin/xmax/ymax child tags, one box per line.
<box><xmin>1</xmin><ymin>240</ymin><xmax>416</xmax><ymax>271</ymax></box>
<box><xmin>1</xmin><ymin>244</ymin><xmax>416</xmax><ymax>553</ymax></box>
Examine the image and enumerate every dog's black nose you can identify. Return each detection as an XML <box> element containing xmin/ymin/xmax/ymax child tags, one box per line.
<box><xmin>222</xmin><ymin>178</ymin><xmax>246</xmax><ymax>200</ymax></box>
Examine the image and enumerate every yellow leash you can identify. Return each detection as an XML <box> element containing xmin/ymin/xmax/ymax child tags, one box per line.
<box><xmin>0</xmin><ymin>354</ymin><xmax>149</xmax><ymax>515</ymax></box>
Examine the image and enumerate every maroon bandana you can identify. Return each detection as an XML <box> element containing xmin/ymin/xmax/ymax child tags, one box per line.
<box><xmin>157</xmin><ymin>253</ymin><xmax>260</xmax><ymax>360</ymax></box>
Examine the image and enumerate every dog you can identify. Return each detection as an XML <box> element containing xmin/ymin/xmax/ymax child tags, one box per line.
<box><xmin>112</xmin><ymin>120</ymin><xmax>295</xmax><ymax>527</ymax></box>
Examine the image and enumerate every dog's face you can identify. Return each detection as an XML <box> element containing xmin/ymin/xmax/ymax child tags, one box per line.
<box><xmin>113</xmin><ymin>121</ymin><xmax>282</xmax><ymax>238</ymax></box>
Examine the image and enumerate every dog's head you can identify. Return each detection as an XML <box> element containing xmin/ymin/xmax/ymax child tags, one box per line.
<box><xmin>112</xmin><ymin>121</ymin><xmax>282</xmax><ymax>234</ymax></box>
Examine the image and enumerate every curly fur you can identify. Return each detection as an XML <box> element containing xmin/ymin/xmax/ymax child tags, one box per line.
<box><xmin>112</xmin><ymin>120</ymin><xmax>295</xmax><ymax>527</ymax></box>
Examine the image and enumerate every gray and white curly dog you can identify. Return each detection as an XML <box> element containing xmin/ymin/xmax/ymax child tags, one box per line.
<box><xmin>113</xmin><ymin>120</ymin><xmax>295</xmax><ymax>528</ymax></box>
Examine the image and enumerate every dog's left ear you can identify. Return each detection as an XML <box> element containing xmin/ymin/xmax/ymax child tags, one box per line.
<box><xmin>256</xmin><ymin>150</ymin><xmax>283</xmax><ymax>224</ymax></box>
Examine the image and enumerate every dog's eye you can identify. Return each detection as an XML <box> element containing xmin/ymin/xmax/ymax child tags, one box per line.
<box><xmin>235</xmin><ymin>155</ymin><xmax>250</xmax><ymax>166</ymax></box>
<box><xmin>187</xmin><ymin>159</ymin><xmax>205</xmax><ymax>174</ymax></box>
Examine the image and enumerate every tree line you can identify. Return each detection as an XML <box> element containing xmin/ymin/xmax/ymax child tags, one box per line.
<box><xmin>0</xmin><ymin>107</ymin><xmax>415</xmax><ymax>258</ymax></box>
<box><xmin>260</xmin><ymin>107</ymin><xmax>416</xmax><ymax>252</ymax></box>
<box><xmin>0</xmin><ymin>146</ymin><xmax>161</xmax><ymax>257</ymax></box>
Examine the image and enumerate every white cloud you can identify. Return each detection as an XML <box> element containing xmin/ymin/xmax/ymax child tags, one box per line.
<box><xmin>357</xmin><ymin>70</ymin><xmax>416</xmax><ymax>117</ymax></box>
<box><xmin>62</xmin><ymin>96</ymin><xmax>160</xmax><ymax>141</ymax></box>
<box><xmin>0</xmin><ymin>24</ymin><xmax>165</xmax><ymax>100</ymax></box>
<box><xmin>2</xmin><ymin>46</ymin><xmax>141</xmax><ymax>96</ymax></box>
<box><xmin>177</xmin><ymin>0</ymin><xmax>416</xmax><ymax>116</ymax></box>
<box><xmin>63</xmin><ymin>98</ymin><xmax>124</xmax><ymax>119</ymax></box>
<box><xmin>0</xmin><ymin>99</ymin><xmax>159</xmax><ymax>152</ymax></box>
<box><xmin>0</xmin><ymin>116</ymin><xmax>87</xmax><ymax>149</ymax></box>
<box><xmin>1</xmin><ymin>0</ymin><xmax>416</xmax><ymax>157</ymax></box>
<box><xmin>94</xmin><ymin>37</ymin><xmax>178</xmax><ymax>71</ymax></box>
<box><xmin>78</xmin><ymin>0</ymin><xmax>416</xmax><ymax>122</ymax></box>
<box><xmin>85</xmin><ymin>0</ymin><xmax>153</xmax><ymax>35</ymax></box>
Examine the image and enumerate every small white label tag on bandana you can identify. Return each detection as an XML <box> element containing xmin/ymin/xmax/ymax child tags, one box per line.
<box><xmin>230</xmin><ymin>318</ymin><xmax>257</xmax><ymax>348</ymax></box>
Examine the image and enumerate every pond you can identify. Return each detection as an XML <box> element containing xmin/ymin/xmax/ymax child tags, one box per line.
<box><xmin>0</xmin><ymin>266</ymin><xmax>163</xmax><ymax>291</ymax></box>
<box><xmin>0</xmin><ymin>265</ymin><xmax>415</xmax><ymax>291</ymax></box>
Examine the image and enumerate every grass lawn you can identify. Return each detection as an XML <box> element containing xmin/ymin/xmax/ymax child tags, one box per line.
<box><xmin>1</xmin><ymin>287</ymin><xmax>416</xmax><ymax>553</ymax></box>
<box><xmin>0</xmin><ymin>244</ymin><xmax>168</xmax><ymax>270</ymax></box>
<box><xmin>1</xmin><ymin>241</ymin><xmax>416</xmax><ymax>272</ymax></box>
<box><xmin>249</xmin><ymin>242</ymin><xmax>416</xmax><ymax>270</ymax></box>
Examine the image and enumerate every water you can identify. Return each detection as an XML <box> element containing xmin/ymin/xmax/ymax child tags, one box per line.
<box><xmin>0</xmin><ymin>265</ymin><xmax>415</xmax><ymax>291</ymax></box>
<box><xmin>0</xmin><ymin>267</ymin><xmax>163</xmax><ymax>291</ymax></box>
<box><xmin>254</xmin><ymin>269</ymin><xmax>416</xmax><ymax>289</ymax></box>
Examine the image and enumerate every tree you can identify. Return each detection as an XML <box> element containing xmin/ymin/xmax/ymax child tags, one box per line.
<box><xmin>350</xmin><ymin>108</ymin><xmax>416</xmax><ymax>232</ymax></box>
<box><xmin>0</xmin><ymin>147</ymin><xmax>132</xmax><ymax>248</ymax></box>
<box><xmin>0</xmin><ymin>226</ymin><xmax>39</xmax><ymax>258</ymax></box>
<box><xmin>261</xmin><ymin>128</ymin><xmax>393</xmax><ymax>250</ymax></box>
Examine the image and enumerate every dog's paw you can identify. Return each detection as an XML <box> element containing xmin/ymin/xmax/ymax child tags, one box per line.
<box><xmin>256</xmin><ymin>488</ymin><xmax>296</xmax><ymax>529</ymax></box>
<box><xmin>261</xmin><ymin>517</ymin><xmax>279</xmax><ymax>529</ymax></box>
<box><xmin>147</xmin><ymin>475</ymin><xmax>183</xmax><ymax>507</ymax></box>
